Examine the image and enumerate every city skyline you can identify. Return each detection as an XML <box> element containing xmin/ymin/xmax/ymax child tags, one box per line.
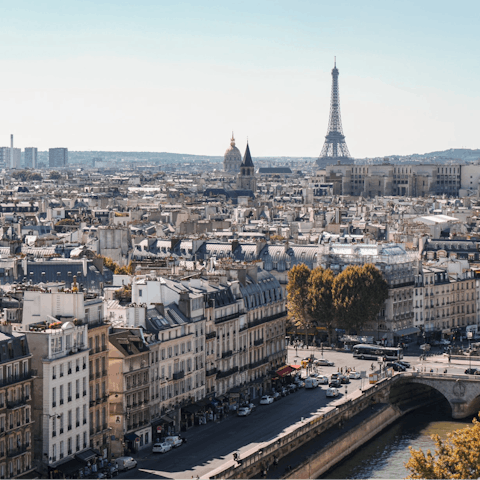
<box><xmin>1</xmin><ymin>0</ymin><xmax>480</xmax><ymax>158</ymax></box>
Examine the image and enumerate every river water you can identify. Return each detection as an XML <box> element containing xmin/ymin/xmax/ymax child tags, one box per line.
<box><xmin>322</xmin><ymin>404</ymin><xmax>474</xmax><ymax>479</ymax></box>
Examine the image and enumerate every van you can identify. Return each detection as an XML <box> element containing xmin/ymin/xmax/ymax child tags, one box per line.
<box><xmin>115</xmin><ymin>456</ymin><xmax>137</xmax><ymax>471</ymax></box>
<box><xmin>304</xmin><ymin>377</ymin><xmax>318</xmax><ymax>389</ymax></box>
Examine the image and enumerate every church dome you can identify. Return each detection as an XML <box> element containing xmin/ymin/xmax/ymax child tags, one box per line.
<box><xmin>224</xmin><ymin>134</ymin><xmax>242</xmax><ymax>172</ymax></box>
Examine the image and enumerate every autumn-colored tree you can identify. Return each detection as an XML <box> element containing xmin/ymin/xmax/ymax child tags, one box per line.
<box><xmin>361</xmin><ymin>263</ymin><xmax>389</xmax><ymax>332</ymax></box>
<box><xmin>286</xmin><ymin>263</ymin><xmax>312</xmax><ymax>346</ymax></box>
<box><xmin>308</xmin><ymin>267</ymin><xmax>335</xmax><ymax>344</ymax></box>
<box><xmin>49</xmin><ymin>171</ymin><xmax>61</xmax><ymax>180</ymax></box>
<box><xmin>406</xmin><ymin>414</ymin><xmax>480</xmax><ymax>479</ymax></box>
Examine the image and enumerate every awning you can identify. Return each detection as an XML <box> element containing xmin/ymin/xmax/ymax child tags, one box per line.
<box><xmin>183</xmin><ymin>404</ymin><xmax>201</xmax><ymax>415</ymax></box>
<box><xmin>124</xmin><ymin>433</ymin><xmax>139</xmax><ymax>443</ymax></box>
<box><xmin>276</xmin><ymin>365</ymin><xmax>294</xmax><ymax>377</ymax></box>
<box><xmin>197</xmin><ymin>398</ymin><xmax>211</xmax><ymax>407</ymax></box>
<box><xmin>291</xmin><ymin>364</ymin><xmax>301</xmax><ymax>370</ymax></box>
<box><xmin>75</xmin><ymin>448</ymin><xmax>98</xmax><ymax>463</ymax></box>
<box><xmin>55</xmin><ymin>458</ymin><xmax>85</xmax><ymax>476</ymax></box>
<box><xmin>160</xmin><ymin>415</ymin><xmax>174</xmax><ymax>423</ymax></box>
<box><xmin>394</xmin><ymin>327</ymin><xmax>420</xmax><ymax>337</ymax></box>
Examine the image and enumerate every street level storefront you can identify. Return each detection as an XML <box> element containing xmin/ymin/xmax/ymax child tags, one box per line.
<box><xmin>49</xmin><ymin>449</ymin><xmax>104</xmax><ymax>479</ymax></box>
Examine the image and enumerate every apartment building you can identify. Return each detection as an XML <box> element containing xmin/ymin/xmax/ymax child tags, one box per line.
<box><xmin>48</xmin><ymin>148</ymin><xmax>68</xmax><ymax>168</ymax></box>
<box><xmin>85</xmin><ymin>296</ymin><xmax>110</xmax><ymax>458</ymax></box>
<box><xmin>27</xmin><ymin>318</ymin><xmax>91</xmax><ymax>475</ymax></box>
<box><xmin>108</xmin><ymin>329</ymin><xmax>151</xmax><ymax>458</ymax></box>
<box><xmin>24</xmin><ymin>148</ymin><xmax>38</xmax><ymax>169</ymax></box>
<box><xmin>0</xmin><ymin>332</ymin><xmax>34</xmax><ymax>478</ymax></box>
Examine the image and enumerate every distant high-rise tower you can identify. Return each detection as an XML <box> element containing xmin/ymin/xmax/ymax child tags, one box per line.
<box><xmin>25</xmin><ymin>147</ymin><xmax>38</xmax><ymax>168</ymax></box>
<box><xmin>49</xmin><ymin>148</ymin><xmax>68</xmax><ymax>168</ymax></box>
<box><xmin>317</xmin><ymin>59</ymin><xmax>352</xmax><ymax>167</ymax></box>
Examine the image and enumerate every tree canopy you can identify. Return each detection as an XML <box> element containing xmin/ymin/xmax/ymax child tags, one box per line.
<box><xmin>286</xmin><ymin>264</ymin><xmax>312</xmax><ymax>343</ymax></box>
<box><xmin>287</xmin><ymin>262</ymin><xmax>388</xmax><ymax>338</ymax></box>
<box><xmin>308</xmin><ymin>266</ymin><xmax>335</xmax><ymax>342</ymax></box>
<box><xmin>406</xmin><ymin>414</ymin><xmax>480</xmax><ymax>479</ymax></box>
<box><xmin>332</xmin><ymin>264</ymin><xmax>388</xmax><ymax>334</ymax></box>
<box><xmin>11</xmin><ymin>170</ymin><xmax>42</xmax><ymax>182</ymax></box>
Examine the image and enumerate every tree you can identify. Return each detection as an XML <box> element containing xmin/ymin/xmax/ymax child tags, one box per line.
<box><xmin>332</xmin><ymin>265</ymin><xmax>365</xmax><ymax>334</ymax></box>
<box><xmin>49</xmin><ymin>171</ymin><xmax>61</xmax><ymax>180</ymax></box>
<box><xmin>332</xmin><ymin>264</ymin><xmax>388</xmax><ymax>334</ymax></box>
<box><xmin>308</xmin><ymin>267</ymin><xmax>335</xmax><ymax>345</ymax></box>
<box><xmin>406</xmin><ymin>414</ymin><xmax>480</xmax><ymax>479</ymax></box>
<box><xmin>287</xmin><ymin>264</ymin><xmax>312</xmax><ymax>346</ymax></box>
<box><xmin>360</xmin><ymin>263</ymin><xmax>389</xmax><ymax>335</ymax></box>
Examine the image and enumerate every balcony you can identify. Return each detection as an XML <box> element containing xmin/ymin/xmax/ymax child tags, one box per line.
<box><xmin>205</xmin><ymin>331</ymin><xmax>216</xmax><ymax>340</ymax></box>
<box><xmin>89</xmin><ymin>374</ymin><xmax>95</xmax><ymax>381</ymax></box>
<box><xmin>172</xmin><ymin>371</ymin><xmax>184</xmax><ymax>381</ymax></box>
<box><xmin>248</xmin><ymin>358</ymin><xmax>269</xmax><ymax>369</ymax></box>
<box><xmin>221</xmin><ymin>350</ymin><xmax>233</xmax><ymax>359</ymax></box>
<box><xmin>216</xmin><ymin>366</ymin><xmax>238</xmax><ymax>379</ymax></box>
<box><xmin>95</xmin><ymin>372</ymin><xmax>101</xmax><ymax>379</ymax></box>
<box><xmin>7</xmin><ymin>445</ymin><xmax>29</xmax><ymax>457</ymax></box>
<box><xmin>7</xmin><ymin>397</ymin><xmax>27</xmax><ymax>409</ymax></box>
<box><xmin>214</xmin><ymin>311</ymin><xmax>243</xmax><ymax>325</ymax></box>
<box><xmin>254</xmin><ymin>338</ymin><xmax>264</xmax><ymax>346</ymax></box>
<box><xmin>206</xmin><ymin>368</ymin><xmax>217</xmax><ymax>377</ymax></box>
<box><xmin>0</xmin><ymin>371</ymin><xmax>33</xmax><ymax>388</ymax></box>
<box><xmin>248</xmin><ymin>311</ymin><xmax>287</xmax><ymax>329</ymax></box>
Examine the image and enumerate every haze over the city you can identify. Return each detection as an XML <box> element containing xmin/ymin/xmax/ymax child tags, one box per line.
<box><xmin>1</xmin><ymin>0</ymin><xmax>479</xmax><ymax>158</ymax></box>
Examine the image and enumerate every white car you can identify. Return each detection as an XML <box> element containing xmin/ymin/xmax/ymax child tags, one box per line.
<box><xmin>152</xmin><ymin>442</ymin><xmax>172</xmax><ymax>453</ymax></box>
<box><xmin>164</xmin><ymin>435</ymin><xmax>183</xmax><ymax>448</ymax></box>
<box><xmin>314</xmin><ymin>359</ymin><xmax>334</xmax><ymax>366</ymax></box>
<box><xmin>237</xmin><ymin>406</ymin><xmax>251</xmax><ymax>416</ymax></box>
<box><xmin>316</xmin><ymin>375</ymin><xmax>329</xmax><ymax>385</ymax></box>
<box><xmin>259</xmin><ymin>395</ymin><xmax>274</xmax><ymax>405</ymax></box>
<box><xmin>326</xmin><ymin>387</ymin><xmax>340</xmax><ymax>397</ymax></box>
<box><xmin>349</xmin><ymin>371</ymin><xmax>361</xmax><ymax>379</ymax></box>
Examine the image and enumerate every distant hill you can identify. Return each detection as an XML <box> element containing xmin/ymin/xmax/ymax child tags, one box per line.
<box><xmin>35</xmin><ymin>148</ymin><xmax>480</xmax><ymax>167</ymax></box>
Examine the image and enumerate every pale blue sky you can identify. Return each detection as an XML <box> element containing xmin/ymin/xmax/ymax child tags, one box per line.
<box><xmin>1</xmin><ymin>0</ymin><xmax>479</xmax><ymax>158</ymax></box>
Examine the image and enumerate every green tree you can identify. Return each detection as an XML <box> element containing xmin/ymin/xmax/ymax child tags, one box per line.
<box><xmin>11</xmin><ymin>170</ymin><xmax>29</xmax><ymax>182</ymax></box>
<box><xmin>308</xmin><ymin>267</ymin><xmax>335</xmax><ymax>345</ymax></box>
<box><xmin>287</xmin><ymin>263</ymin><xmax>312</xmax><ymax>346</ymax></box>
<box><xmin>406</xmin><ymin>414</ymin><xmax>480</xmax><ymax>479</ymax></box>
<box><xmin>332</xmin><ymin>264</ymin><xmax>388</xmax><ymax>334</ymax></box>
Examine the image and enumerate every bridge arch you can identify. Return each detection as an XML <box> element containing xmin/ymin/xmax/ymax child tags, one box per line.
<box><xmin>390</xmin><ymin>374</ymin><xmax>480</xmax><ymax>419</ymax></box>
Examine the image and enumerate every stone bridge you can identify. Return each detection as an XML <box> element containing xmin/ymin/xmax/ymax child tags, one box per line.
<box><xmin>380</xmin><ymin>372</ymin><xmax>480</xmax><ymax>419</ymax></box>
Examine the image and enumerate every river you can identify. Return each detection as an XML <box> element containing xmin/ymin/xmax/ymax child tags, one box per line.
<box><xmin>322</xmin><ymin>403</ymin><xmax>475</xmax><ymax>479</ymax></box>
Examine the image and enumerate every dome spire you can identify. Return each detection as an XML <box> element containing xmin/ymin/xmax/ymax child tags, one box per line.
<box><xmin>230</xmin><ymin>132</ymin><xmax>235</xmax><ymax>147</ymax></box>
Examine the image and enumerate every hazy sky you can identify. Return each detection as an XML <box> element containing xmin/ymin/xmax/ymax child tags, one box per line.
<box><xmin>1</xmin><ymin>0</ymin><xmax>479</xmax><ymax>158</ymax></box>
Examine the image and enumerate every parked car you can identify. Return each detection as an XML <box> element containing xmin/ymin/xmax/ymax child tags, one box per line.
<box><xmin>242</xmin><ymin>402</ymin><xmax>256</xmax><ymax>411</ymax></box>
<box><xmin>294</xmin><ymin>379</ymin><xmax>305</xmax><ymax>388</ymax></box>
<box><xmin>304</xmin><ymin>377</ymin><xmax>319</xmax><ymax>389</ymax></box>
<box><xmin>349</xmin><ymin>371</ymin><xmax>361</xmax><ymax>379</ymax></box>
<box><xmin>165</xmin><ymin>435</ymin><xmax>183</xmax><ymax>448</ymax></box>
<box><xmin>271</xmin><ymin>391</ymin><xmax>281</xmax><ymax>400</ymax></box>
<box><xmin>152</xmin><ymin>442</ymin><xmax>172</xmax><ymax>453</ymax></box>
<box><xmin>314</xmin><ymin>359</ymin><xmax>334</xmax><ymax>366</ymax></box>
<box><xmin>280</xmin><ymin>387</ymin><xmax>290</xmax><ymax>396</ymax></box>
<box><xmin>396</xmin><ymin>360</ymin><xmax>411</xmax><ymax>369</ymax></box>
<box><xmin>114</xmin><ymin>457</ymin><xmax>137</xmax><ymax>472</ymax></box>
<box><xmin>339</xmin><ymin>375</ymin><xmax>350</xmax><ymax>384</ymax></box>
<box><xmin>316</xmin><ymin>375</ymin><xmax>329</xmax><ymax>385</ymax></box>
<box><xmin>88</xmin><ymin>473</ymin><xmax>105</xmax><ymax>479</ymax></box>
<box><xmin>102</xmin><ymin>464</ymin><xmax>118</xmax><ymax>478</ymax></box>
<box><xmin>260</xmin><ymin>395</ymin><xmax>274</xmax><ymax>405</ymax></box>
<box><xmin>287</xmin><ymin>383</ymin><xmax>297</xmax><ymax>392</ymax></box>
<box><xmin>386</xmin><ymin>362</ymin><xmax>406</xmax><ymax>372</ymax></box>
<box><xmin>464</xmin><ymin>368</ymin><xmax>480</xmax><ymax>375</ymax></box>
<box><xmin>237</xmin><ymin>406</ymin><xmax>252</xmax><ymax>416</ymax></box>
<box><xmin>326</xmin><ymin>387</ymin><xmax>340</xmax><ymax>397</ymax></box>
<box><xmin>329</xmin><ymin>379</ymin><xmax>342</xmax><ymax>388</ymax></box>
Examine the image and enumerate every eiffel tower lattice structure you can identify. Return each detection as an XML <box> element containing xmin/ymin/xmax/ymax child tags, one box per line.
<box><xmin>317</xmin><ymin>59</ymin><xmax>352</xmax><ymax>167</ymax></box>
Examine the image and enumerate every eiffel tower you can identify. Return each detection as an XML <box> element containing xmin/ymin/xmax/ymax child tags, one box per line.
<box><xmin>317</xmin><ymin>59</ymin><xmax>352</xmax><ymax>167</ymax></box>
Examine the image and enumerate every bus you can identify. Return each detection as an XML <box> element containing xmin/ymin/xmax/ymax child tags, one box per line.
<box><xmin>352</xmin><ymin>344</ymin><xmax>403</xmax><ymax>361</ymax></box>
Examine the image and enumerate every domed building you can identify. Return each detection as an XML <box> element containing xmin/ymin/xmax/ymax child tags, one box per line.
<box><xmin>223</xmin><ymin>134</ymin><xmax>242</xmax><ymax>172</ymax></box>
